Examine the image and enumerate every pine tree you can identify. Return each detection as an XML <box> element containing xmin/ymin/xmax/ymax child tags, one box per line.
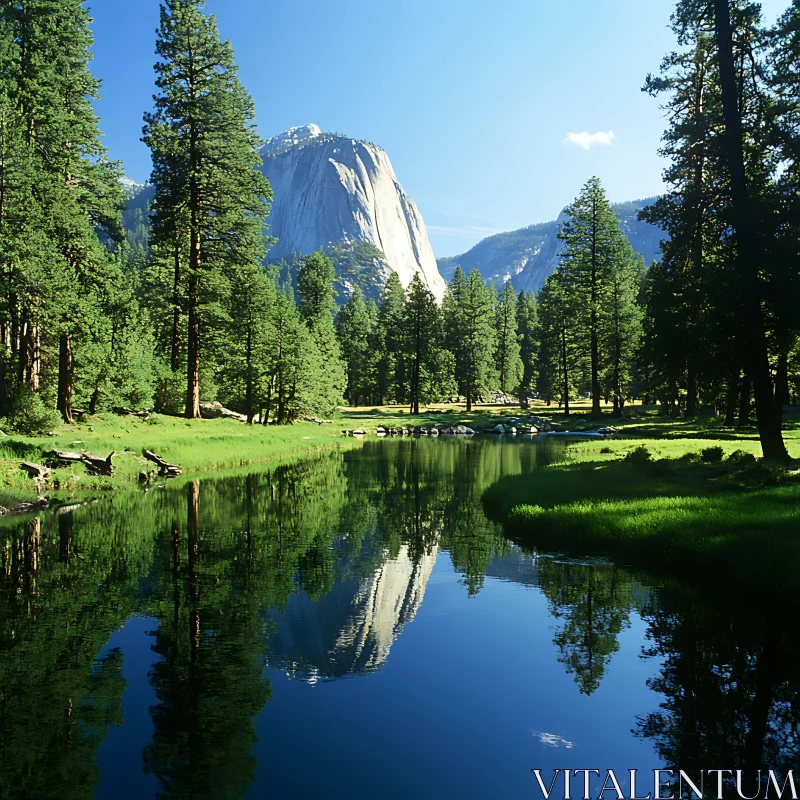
<box><xmin>558</xmin><ymin>177</ymin><xmax>631</xmax><ymax>419</ymax></box>
<box><xmin>404</xmin><ymin>274</ymin><xmax>453</xmax><ymax>414</ymax></box>
<box><xmin>374</xmin><ymin>271</ymin><xmax>407</xmax><ymax>404</ymax></box>
<box><xmin>444</xmin><ymin>268</ymin><xmax>496</xmax><ymax>411</ymax></box>
<box><xmin>220</xmin><ymin>264</ymin><xmax>276</xmax><ymax>422</ymax></box>
<box><xmin>495</xmin><ymin>282</ymin><xmax>523</xmax><ymax>397</ymax></box>
<box><xmin>143</xmin><ymin>0</ymin><xmax>272</xmax><ymax>419</ymax></box>
<box><xmin>336</xmin><ymin>287</ymin><xmax>374</xmax><ymax>406</ymax></box>
<box><xmin>641</xmin><ymin>20</ymin><xmax>733</xmax><ymax>418</ymax></box>
<box><xmin>602</xmin><ymin>246</ymin><xmax>644</xmax><ymax>415</ymax></box>
<box><xmin>712</xmin><ymin>0</ymin><xmax>787</xmax><ymax>459</ymax></box>
<box><xmin>296</xmin><ymin>252</ymin><xmax>345</xmax><ymax>415</ymax></box>
<box><xmin>516</xmin><ymin>290</ymin><xmax>538</xmax><ymax>403</ymax></box>
<box><xmin>537</xmin><ymin>270</ymin><xmax>587</xmax><ymax>415</ymax></box>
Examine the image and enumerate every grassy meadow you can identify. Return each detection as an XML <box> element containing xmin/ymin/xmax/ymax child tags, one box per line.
<box><xmin>481</xmin><ymin>405</ymin><xmax>800</xmax><ymax>599</ymax></box>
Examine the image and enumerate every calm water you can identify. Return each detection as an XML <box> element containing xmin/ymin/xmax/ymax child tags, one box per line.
<box><xmin>0</xmin><ymin>438</ymin><xmax>795</xmax><ymax>799</ymax></box>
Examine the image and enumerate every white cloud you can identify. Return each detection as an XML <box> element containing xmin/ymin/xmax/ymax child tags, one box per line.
<box><xmin>532</xmin><ymin>730</ymin><xmax>575</xmax><ymax>749</ymax></box>
<box><xmin>565</xmin><ymin>131</ymin><xmax>616</xmax><ymax>150</ymax></box>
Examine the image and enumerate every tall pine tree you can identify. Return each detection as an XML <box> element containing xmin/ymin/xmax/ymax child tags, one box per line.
<box><xmin>495</xmin><ymin>281</ymin><xmax>523</xmax><ymax>397</ymax></box>
<box><xmin>143</xmin><ymin>0</ymin><xmax>271</xmax><ymax>418</ymax></box>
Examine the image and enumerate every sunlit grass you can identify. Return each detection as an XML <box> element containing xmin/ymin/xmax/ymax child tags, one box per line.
<box><xmin>0</xmin><ymin>413</ymin><xmax>360</xmax><ymax>505</ymax></box>
<box><xmin>483</xmin><ymin>442</ymin><xmax>800</xmax><ymax>599</ymax></box>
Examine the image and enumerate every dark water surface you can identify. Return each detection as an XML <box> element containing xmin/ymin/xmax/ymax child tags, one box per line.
<box><xmin>0</xmin><ymin>439</ymin><xmax>795</xmax><ymax>799</ymax></box>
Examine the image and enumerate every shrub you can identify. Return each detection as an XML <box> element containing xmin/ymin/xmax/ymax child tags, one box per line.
<box><xmin>600</xmin><ymin>446</ymin><xmax>613</xmax><ymax>454</ymax></box>
<box><xmin>647</xmin><ymin>458</ymin><xmax>673</xmax><ymax>478</ymax></box>
<box><xmin>624</xmin><ymin>445</ymin><xmax>652</xmax><ymax>467</ymax></box>
<box><xmin>739</xmin><ymin>461</ymin><xmax>786</xmax><ymax>487</ymax></box>
<box><xmin>701</xmin><ymin>446</ymin><xmax>725</xmax><ymax>463</ymax></box>
<box><xmin>2</xmin><ymin>387</ymin><xmax>61</xmax><ymax>436</ymax></box>
<box><xmin>153</xmin><ymin>369</ymin><xmax>185</xmax><ymax>415</ymax></box>
<box><xmin>726</xmin><ymin>449</ymin><xmax>756</xmax><ymax>466</ymax></box>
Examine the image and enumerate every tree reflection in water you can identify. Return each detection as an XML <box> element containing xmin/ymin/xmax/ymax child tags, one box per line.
<box><xmin>0</xmin><ymin>437</ymin><xmax>795</xmax><ymax>798</ymax></box>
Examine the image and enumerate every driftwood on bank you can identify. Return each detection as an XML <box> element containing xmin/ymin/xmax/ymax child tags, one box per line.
<box><xmin>0</xmin><ymin>497</ymin><xmax>50</xmax><ymax>516</ymax></box>
<box><xmin>302</xmin><ymin>415</ymin><xmax>332</xmax><ymax>425</ymax></box>
<box><xmin>143</xmin><ymin>450</ymin><xmax>182</xmax><ymax>478</ymax></box>
<box><xmin>44</xmin><ymin>449</ymin><xmax>115</xmax><ymax>476</ymax></box>
<box><xmin>20</xmin><ymin>462</ymin><xmax>50</xmax><ymax>480</ymax></box>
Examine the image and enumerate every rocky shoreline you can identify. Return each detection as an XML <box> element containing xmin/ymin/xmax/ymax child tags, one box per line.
<box><xmin>343</xmin><ymin>415</ymin><xmax>619</xmax><ymax>438</ymax></box>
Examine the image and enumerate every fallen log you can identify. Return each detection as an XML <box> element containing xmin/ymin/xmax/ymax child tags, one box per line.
<box><xmin>113</xmin><ymin>406</ymin><xmax>151</xmax><ymax>418</ymax></box>
<box><xmin>20</xmin><ymin>462</ymin><xmax>50</xmax><ymax>480</ymax></box>
<box><xmin>302</xmin><ymin>415</ymin><xmax>332</xmax><ymax>425</ymax></box>
<box><xmin>81</xmin><ymin>452</ymin><xmax>115</xmax><ymax>476</ymax></box>
<box><xmin>44</xmin><ymin>449</ymin><xmax>84</xmax><ymax>462</ymax></box>
<box><xmin>143</xmin><ymin>449</ymin><xmax>182</xmax><ymax>478</ymax></box>
<box><xmin>44</xmin><ymin>449</ymin><xmax>115</xmax><ymax>476</ymax></box>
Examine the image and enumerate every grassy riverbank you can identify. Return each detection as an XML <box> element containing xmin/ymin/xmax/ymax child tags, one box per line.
<box><xmin>0</xmin><ymin>413</ymin><xmax>362</xmax><ymax>506</ymax></box>
<box><xmin>483</xmin><ymin>430</ymin><xmax>800</xmax><ymax>600</ymax></box>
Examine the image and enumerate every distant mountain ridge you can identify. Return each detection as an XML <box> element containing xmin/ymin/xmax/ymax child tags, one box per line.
<box><xmin>437</xmin><ymin>198</ymin><xmax>664</xmax><ymax>292</ymax></box>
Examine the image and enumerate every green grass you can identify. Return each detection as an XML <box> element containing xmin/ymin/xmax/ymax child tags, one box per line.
<box><xmin>483</xmin><ymin>438</ymin><xmax>800</xmax><ymax>600</ymax></box>
<box><xmin>0</xmin><ymin>412</ymin><xmax>360</xmax><ymax>506</ymax></box>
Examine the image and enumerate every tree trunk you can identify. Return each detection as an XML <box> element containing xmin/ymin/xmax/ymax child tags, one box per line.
<box><xmin>774</xmin><ymin>349</ymin><xmax>790</xmax><ymax>418</ymax></box>
<box><xmin>88</xmin><ymin>385</ymin><xmax>100</xmax><ymax>415</ymax></box>
<box><xmin>171</xmin><ymin>237</ymin><xmax>181</xmax><ymax>371</ymax></box>
<box><xmin>57</xmin><ymin>333</ymin><xmax>74</xmax><ymax>424</ymax></box>
<box><xmin>245</xmin><ymin>327</ymin><xmax>255</xmax><ymax>424</ymax></box>
<box><xmin>738</xmin><ymin>373</ymin><xmax>752</xmax><ymax>427</ymax></box>
<box><xmin>562</xmin><ymin>327</ymin><xmax>570</xmax><ymax>417</ymax></box>
<box><xmin>685</xmin><ymin>369</ymin><xmax>699</xmax><ymax>418</ymax></box>
<box><xmin>724</xmin><ymin>371</ymin><xmax>738</xmax><ymax>427</ymax></box>
<box><xmin>713</xmin><ymin>0</ymin><xmax>788</xmax><ymax>461</ymax></box>
<box><xmin>185</xmin><ymin>271</ymin><xmax>200</xmax><ymax>419</ymax></box>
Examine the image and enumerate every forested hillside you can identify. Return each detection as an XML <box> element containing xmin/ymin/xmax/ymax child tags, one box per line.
<box><xmin>437</xmin><ymin>198</ymin><xmax>663</xmax><ymax>290</ymax></box>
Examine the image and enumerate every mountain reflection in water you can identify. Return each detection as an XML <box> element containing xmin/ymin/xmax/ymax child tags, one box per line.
<box><xmin>0</xmin><ymin>438</ymin><xmax>796</xmax><ymax>800</ymax></box>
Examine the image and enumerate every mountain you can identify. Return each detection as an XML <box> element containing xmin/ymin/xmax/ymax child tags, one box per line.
<box><xmin>260</xmin><ymin>124</ymin><xmax>447</xmax><ymax>301</ymax></box>
<box><xmin>437</xmin><ymin>198</ymin><xmax>664</xmax><ymax>293</ymax></box>
<box><xmin>265</xmin><ymin>543</ymin><xmax>438</xmax><ymax>682</ymax></box>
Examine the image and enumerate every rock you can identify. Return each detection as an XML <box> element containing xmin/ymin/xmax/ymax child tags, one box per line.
<box><xmin>597</xmin><ymin>427</ymin><xmax>618</xmax><ymax>435</ymax></box>
<box><xmin>376</xmin><ymin>427</ymin><xmax>387</xmax><ymax>434</ymax></box>
<box><xmin>509</xmin><ymin>427</ymin><xmax>517</xmax><ymax>434</ymax></box>
<box><xmin>260</xmin><ymin>125</ymin><xmax>447</xmax><ymax>301</ymax></box>
<box><xmin>352</xmin><ymin>429</ymin><xmax>367</xmax><ymax>436</ymax></box>
<box><xmin>492</xmin><ymin>424</ymin><xmax>505</xmax><ymax>434</ymax></box>
<box><xmin>429</xmin><ymin>428</ymin><xmax>439</xmax><ymax>436</ymax></box>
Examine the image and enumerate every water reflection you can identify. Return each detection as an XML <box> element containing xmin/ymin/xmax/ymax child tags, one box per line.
<box><xmin>0</xmin><ymin>437</ymin><xmax>794</xmax><ymax>798</ymax></box>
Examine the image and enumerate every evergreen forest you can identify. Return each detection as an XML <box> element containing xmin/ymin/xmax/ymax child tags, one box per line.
<box><xmin>0</xmin><ymin>0</ymin><xmax>799</xmax><ymax>462</ymax></box>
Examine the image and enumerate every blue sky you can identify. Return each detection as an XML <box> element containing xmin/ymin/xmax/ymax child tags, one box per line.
<box><xmin>88</xmin><ymin>0</ymin><xmax>787</xmax><ymax>257</ymax></box>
